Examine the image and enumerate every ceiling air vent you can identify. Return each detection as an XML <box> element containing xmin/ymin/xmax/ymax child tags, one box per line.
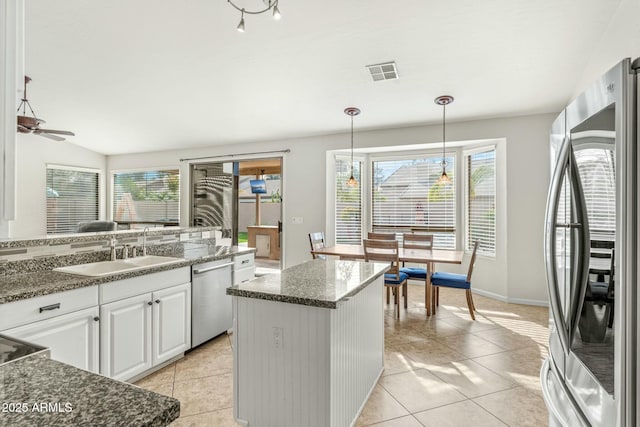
<box><xmin>366</xmin><ymin>61</ymin><xmax>399</xmax><ymax>82</ymax></box>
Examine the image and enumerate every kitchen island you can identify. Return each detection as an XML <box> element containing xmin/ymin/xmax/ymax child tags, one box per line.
<box><xmin>227</xmin><ymin>259</ymin><xmax>388</xmax><ymax>427</ymax></box>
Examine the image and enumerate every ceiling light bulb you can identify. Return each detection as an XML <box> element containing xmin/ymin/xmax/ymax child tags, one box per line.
<box><xmin>437</xmin><ymin>170</ymin><xmax>451</xmax><ymax>185</ymax></box>
<box><xmin>237</xmin><ymin>10</ymin><xmax>245</xmax><ymax>32</ymax></box>
<box><xmin>347</xmin><ymin>175</ymin><xmax>358</xmax><ymax>187</ymax></box>
<box><xmin>272</xmin><ymin>5</ymin><xmax>281</xmax><ymax>20</ymax></box>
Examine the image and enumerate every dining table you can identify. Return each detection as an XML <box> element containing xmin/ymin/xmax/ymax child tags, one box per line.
<box><xmin>311</xmin><ymin>244</ymin><xmax>464</xmax><ymax>316</ymax></box>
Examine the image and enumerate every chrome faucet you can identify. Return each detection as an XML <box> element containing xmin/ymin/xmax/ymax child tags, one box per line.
<box><xmin>109</xmin><ymin>238</ymin><xmax>117</xmax><ymax>261</ymax></box>
<box><xmin>142</xmin><ymin>227</ymin><xmax>149</xmax><ymax>256</ymax></box>
<box><xmin>122</xmin><ymin>244</ymin><xmax>130</xmax><ymax>260</ymax></box>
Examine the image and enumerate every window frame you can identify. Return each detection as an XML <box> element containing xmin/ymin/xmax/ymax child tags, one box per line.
<box><xmin>46</xmin><ymin>164</ymin><xmax>102</xmax><ymax>235</ymax></box>
<box><xmin>334</xmin><ymin>154</ymin><xmax>364</xmax><ymax>245</ymax></box>
<box><xmin>110</xmin><ymin>166</ymin><xmax>181</xmax><ymax>227</ymax></box>
<box><xmin>463</xmin><ymin>145</ymin><xmax>497</xmax><ymax>257</ymax></box>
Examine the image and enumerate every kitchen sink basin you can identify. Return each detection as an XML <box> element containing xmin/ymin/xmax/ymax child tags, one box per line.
<box><xmin>53</xmin><ymin>256</ymin><xmax>186</xmax><ymax>277</ymax></box>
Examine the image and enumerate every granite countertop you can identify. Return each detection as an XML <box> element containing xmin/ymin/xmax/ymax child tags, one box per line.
<box><xmin>0</xmin><ymin>244</ymin><xmax>256</xmax><ymax>305</ymax></box>
<box><xmin>227</xmin><ymin>259</ymin><xmax>389</xmax><ymax>309</ymax></box>
<box><xmin>0</xmin><ymin>356</ymin><xmax>179</xmax><ymax>426</ymax></box>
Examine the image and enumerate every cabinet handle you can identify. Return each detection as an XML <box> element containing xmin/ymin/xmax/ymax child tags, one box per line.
<box><xmin>39</xmin><ymin>303</ymin><xmax>61</xmax><ymax>313</ymax></box>
<box><xmin>155</xmin><ymin>299</ymin><xmax>161</xmax><ymax>304</ymax></box>
<box><xmin>193</xmin><ymin>262</ymin><xmax>234</xmax><ymax>275</ymax></box>
<box><xmin>93</xmin><ymin>316</ymin><xmax>100</xmax><ymax>322</ymax></box>
<box><xmin>148</xmin><ymin>301</ymin><xmax>153</xmax><ymax>306</ymax></box>
<box><xmin>242</xmin><ymin>259</ymin><xmax>250</xmax><ymax>264</ymax></box>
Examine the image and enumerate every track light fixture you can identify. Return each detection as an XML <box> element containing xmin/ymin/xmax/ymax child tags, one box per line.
<box><xmin>227</xmin><ymin>0</ymin><xmax>281</xmax><ymax>32</ymax></box>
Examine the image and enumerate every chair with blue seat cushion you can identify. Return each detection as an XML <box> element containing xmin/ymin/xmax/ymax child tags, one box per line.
<box><xmin>431</xmin><ymin>240</ymin><xmax>479</xmax><ymax>320</ymax></box>
<box><xmin>363</xmin><ymin>239</ymin><xmax>408</xmax><ymax>319</ymax></box>
<box><xmin>400</xmin><ymin>233</ymin><xmax>434</xmax><ymax>280</ymax></box>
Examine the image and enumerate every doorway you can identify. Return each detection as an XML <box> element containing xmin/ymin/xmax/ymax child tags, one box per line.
<box><xmin>190</xmin><ymin>157</ymin><xmax>283</xmax><ymax>275</ymax></box>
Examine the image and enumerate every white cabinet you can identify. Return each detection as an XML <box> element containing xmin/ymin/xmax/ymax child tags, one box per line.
<box><xmin>0</xmin><ymin>285</ymin><xmax>99</xmax><ymax>373</ymax></box>
<box><xmin>153</xmin><ymin>283</ymin><xmax>191</xmax><ymax>366</ymax></box>
<box><xmin>99</xmin><ymin>270</ymin><xmax>191</xmax><ymax>382</ymax></box>
<box><xmin>100</xmin><ymin>294</ymin><xmax>152</xmax><ymax>381</ymax></box>
<box><xmin>3</xmin><ymin>306</ymin><xmax>99</xmax><ymax>373</ymax></box>
<box><xmin>233</xmin><ymin>253</ymin><xmax>255</xmax><ymax>285</ymax></box>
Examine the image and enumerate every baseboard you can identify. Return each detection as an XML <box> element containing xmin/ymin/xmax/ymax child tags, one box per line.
<box><xmin>472</xmin><ymin>288</ymin><xmax>549</xmax><ymax>307</ymax></box>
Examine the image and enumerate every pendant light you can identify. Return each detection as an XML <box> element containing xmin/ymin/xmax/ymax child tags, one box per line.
<box><xmin>344</xmin><ymin>107</ymin><xmax>361</xmax><ymax>187</ymax></box>
<box><xmin>435</xmin><ymin>95</ymin><xmax>453</xmax><ymax>185</ymax></box>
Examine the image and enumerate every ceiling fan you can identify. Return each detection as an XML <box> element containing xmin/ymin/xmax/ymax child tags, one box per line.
<box><xmin>16</xmin><ymin>76</ymin><xmax>75</xmax><ymax>141</ymax></box>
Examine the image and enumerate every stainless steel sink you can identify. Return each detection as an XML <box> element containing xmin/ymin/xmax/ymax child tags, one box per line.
<box><xmin>53</xmin><ymin>256</ymin><xmax>186</xmax><ymax>277</ymax></box>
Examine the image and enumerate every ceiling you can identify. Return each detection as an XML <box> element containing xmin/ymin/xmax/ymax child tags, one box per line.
<box><xmin>23</xmin><ymin>0</ymin><xmax>621</xmax><ymax>155</ymax></box>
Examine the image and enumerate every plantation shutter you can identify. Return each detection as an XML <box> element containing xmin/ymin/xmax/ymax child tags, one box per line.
<box><xmin>372</xmin><ymin>154</ymin><xmax>456</xmax><ymax>249</ymax></box>
<box><xmin>113</xmin><ymin>170</ymin><xmax>180</xmax><ymax>226</ymax></box>
<box><xmin>46</xmin><ymin>166</ymin><xmax>99</xmax><ymax>234</ymax></box>
<box><xmin>335</xmin><ymin>157</ymin><xmax>362</xmax><ymax>244</ymax></box>
<box><xmin>465</xmin><ymin>148</ymin><xmax>496</xmax><ymax>256</ymax></box>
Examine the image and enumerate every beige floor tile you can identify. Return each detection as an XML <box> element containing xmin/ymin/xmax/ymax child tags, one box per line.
<box><xmin>170</xmin><ymin>407</ymin><xmax>237</xmax><ymax>426</ymax></box>
<box><xmin>433</xmin><ymin>333</ymin><xmax>507</xmax><ymax>358</ymax></box>
<box><xmin>427</xmin><ymin>359</ymin><xmax>516</xmax><ymax>398</ymax></box>
<box><xmin>379</xmin><ymin>369</ymin><xmax>467</xmax><ymax>413</ymax></box>
<box><xmin>135</xmin><ymin>363</ymin><xmax>176</xmax><ymax>387</ymax></box>
<box><xmin>355</xmin><ymin>384</ymin><xmax>409</xmax><ymax>426</ymax></box>
<box><xmin>438</xmin><ymin>314</ymin><xmax>503</xmax><ymax>333</ymax></box>
<box><xmin>383</xmin><ymin>347</ymin><xmax>420</xmax><ymax>376</ymax></box>
<box><xmin>413</xmin><ymin>400</ymin><xmax>507</xmax><ymax>427</ymax></box>
<box><xmin>473</xmin><ymin>386</ymin><xmax>549</xmax><ymax>427</ymax></box>
<box><xmin>400</xmin><ymin>340</ymin><xmax>468</xmax><ymax>368</ymax></box>
<box><xmin>138</xmin><ymin>381</ymin><xmax>174</xmax><ymax>398</ymax></box>
<box><xmin>365</xmin><ymin>415</ymin><xmax>423</xmax><ymax>427</ymax></box>
<box><xmin>172</xmin><ymin>373</ymin><xmax>234</xmax><ymax>417</ymax></box>
<box><xmin>472</xmin><ymin>327</ymin><xmax>541</xmax><ymax>350</ymax></box>
<box><xmin>175</xmin><ymin>349</ymin><xmax>233</xmax><ymax>381</ymax></box>
<box><xmin>472</xmin><ymin>347</ymin><xmax>548</xmax><ymax>393</ymax></box>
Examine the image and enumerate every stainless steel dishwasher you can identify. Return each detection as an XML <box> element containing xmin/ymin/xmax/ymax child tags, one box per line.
<box><xmin>191</xmin><ymin>258</ymin><xmax>234</xmax><ymax>348</ymax></box>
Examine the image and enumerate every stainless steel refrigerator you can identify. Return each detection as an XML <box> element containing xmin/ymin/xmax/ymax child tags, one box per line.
<box><xmin>541</xmin><ymin>58</ymin><xmax>638</xmax><ymax>426</ymax></box>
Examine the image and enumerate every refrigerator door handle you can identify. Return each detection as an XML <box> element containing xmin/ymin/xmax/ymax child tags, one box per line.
<box><xmin>566</xmin><ymin>145</ymin><xmax>591</xmax><ymax>344</ymax></box>
<box><xmin>544</xmin><ymin>137</ymin><xmax>572</xmax><ymax>355</ymax></box>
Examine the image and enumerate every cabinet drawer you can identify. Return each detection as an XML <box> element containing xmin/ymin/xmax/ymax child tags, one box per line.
<box><xmin>234</xmin><ymin>253</ymin><xmax>255</xmax><ymax>270</ymax></box>
<box><xmin>100</xmin><ymin>267</ymin><xmax>190</xmax><ymax>304</ymax></box>
<box><xmin>233</xmin><ymin>266</ymin><xmax>255</xmax><ymax>285</ymax></box>
<box><xmin>0</xmin><ymin>285</ymin><xmax>99</xmax><ymax>330</ymax></box>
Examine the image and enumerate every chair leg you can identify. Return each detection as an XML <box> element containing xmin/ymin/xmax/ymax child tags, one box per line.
<box><xmin>469</xmin><ymin>290</ymin><xmax>476</xmax><ymax>312</ymax></box>
<box><xmin>465</xmin><ymin>290</ymin><xmax>476</xmax><ymax>320</ymax></box>
<box><xmin>386</xmin><ymin>286</ymin><xmax>390</xmax><ymax>304</ymax></box>
<box><xmin>403</xmin><ymin>283</ymin><xmax>408</xmax><ymax>309</ymax></box>
<box><xmin>436</xmin><ymin>287</ymin><xmax>440</xmax><ymax>306</ymax></box>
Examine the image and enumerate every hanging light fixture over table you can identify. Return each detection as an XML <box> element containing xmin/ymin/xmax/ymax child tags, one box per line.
<box><xmin>435</xmin><ymin>95</ymin><xmax>453</xmax><ymax>185</ymax></box>
<box><xmin>344</xmin><ymin>107</ymin><xmax>361</xmax><ymax>187</ymax></box>
<box><xmin>227</xmin><ymin>0</ymin><xmax>281</xmax><ymax>32</ymax></box>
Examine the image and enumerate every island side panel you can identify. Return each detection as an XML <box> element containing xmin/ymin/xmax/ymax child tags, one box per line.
<box><xmin>233</xmin><ymin>296</ymin><xmax>331</xmax><ymax>427</ymax></box>
<box><xmin>330</xmin><ymin>274</ymin><xmax>384</xmax><ymax>426</ymax></box>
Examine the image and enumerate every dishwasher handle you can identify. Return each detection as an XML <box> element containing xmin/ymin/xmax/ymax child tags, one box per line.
<box><xmin>193</xmin><ymin>262</ymin><xmax>234</xmax><ymax>275</ymax></box>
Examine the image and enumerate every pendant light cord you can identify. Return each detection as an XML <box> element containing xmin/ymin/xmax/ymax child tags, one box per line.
<box><xmin>442</xmin><ymin>103</ymin><xmax>446</xmax><ymax>166</ymax></box>
<box><xmin>350</xmin><ymin>115</ymin><xmax>354</xmax><ymax>174</ymax></box>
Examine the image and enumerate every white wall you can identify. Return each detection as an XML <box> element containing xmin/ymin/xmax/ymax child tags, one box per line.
<box><xmin>107</xmin><ymin>113</ymin><xmax>556</xmax><ymax>305</ymax></box>
<box><xmin>10</xmin><ymin>133</ymin><xmax>106</xmax><ymax>237</ymax></box>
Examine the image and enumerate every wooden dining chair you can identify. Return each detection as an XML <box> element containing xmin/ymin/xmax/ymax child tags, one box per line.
<box><xmin>363</xmin><ymin>239</ymin><xmax>408</xmax><ymax>319</ymax></box>
<box><xmin>400</xmin><ymin>233</ymin><xmax>434</xmax><ymax>280</ymax></box>
<box><xmin>431</xmin><ymin>240</ymin><xmax>479</xmax><ymax>320</ymax></box>
<box><xmin>367</xmin><ymin>232</ymin><xmax>396</xmax><ymax>240</ymax></box>
<box><xmin>308</xmin><ymin>232</ymin><xmax>326</xmax><ymax>260</ymax></box>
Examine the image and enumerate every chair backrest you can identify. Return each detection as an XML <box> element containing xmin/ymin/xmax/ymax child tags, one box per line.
<box><xmin>607</xmin><ymin>248</ymin><xmax>615</xmax><ymax>294</ymax></box>
<box><xmin>363</xmin><ymin>239</ymin><xmax>401</xmax><ymax>278</ymax></box>
<box><xmin>368</xmin><ymin>232</ymin><xmax>396</xmax><ymax>240</ymax></box>
<box><xmin>402</xmin><ymin>233</ymin><xmax>434</xmax><ymax>250</ymax></box>
<box><xmin>309</xmin><ymin>232</ymin><xmax>326</xmax><ymax>260</ymax></box>
<box><xmin>466</xmin><ymin>240</ymin><xmax>480</xmax><ymax>282</ymax></box>
<box><xmin>76</xmin><ymin>221</ymin><xmax>118</xmax><ymax>232</ymax></box>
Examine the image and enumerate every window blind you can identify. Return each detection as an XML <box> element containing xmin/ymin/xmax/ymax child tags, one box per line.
<box><xmin>46</xmin><ymin>167</ymin><xmax>99</xmax><ymax>234</ymax></box>
<box><xmin>372</xmin><ymin>155</ymin><xmax>456</xmax><ymax>249</ymax></box>
<box><xmin>113</xmin><ymin>170</ymin><xmax>180</xmax><ymax>227</ymax></box>
<box><xmin>335</xmin><ymin>158</ymin><xmax>362</xmax><ymax>244</ymax></box>
<box><xmin>575</xmin><ymin>148</ymin><xmax>615</xmax><ymax>235</ymax></box>
<box><xmin>466</xmin><ymin>148</ymin><xmax>496</xmax><ymax>256</ymax></box>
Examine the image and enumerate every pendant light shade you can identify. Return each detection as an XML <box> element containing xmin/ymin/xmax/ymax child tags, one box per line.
<box><xmin>435</xmin><ymin>95</ymin><xmax>453</xmax><ymax>185</ymax></box>
<box><xmin>344</xmin><ymin>107</ymin><xmax>361</xmax><ymax>187</ymax></box>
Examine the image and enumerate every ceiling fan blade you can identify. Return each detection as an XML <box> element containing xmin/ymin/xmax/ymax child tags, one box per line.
<box><xmin>17</xmin><ymin>124</ymin><xmax>32</xmax><ymax>133</ymax></box>
<box><xmin>34</xmin><ymin>129</ymin><xmax>75</xmax><ymax>136</ymax></box>
<box><xmin>38</xmin><ymin>133</ymin><xmax>66</xmax><ymax>141</ymax></box>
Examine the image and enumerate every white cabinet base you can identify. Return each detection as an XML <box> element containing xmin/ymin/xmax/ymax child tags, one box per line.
<box><xmin>233</xmin><ymin>275</ymin><xmax>384</xmax><ymax>427</ymax></box>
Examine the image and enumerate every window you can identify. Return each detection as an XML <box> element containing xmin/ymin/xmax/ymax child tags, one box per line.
<box><xmin>465</xmin><ymin>148</ymin><xmax>496</xmax><ymax>256</ymax></box>
<box><xmin>46</xmin><ymin>166</ymin><xmax>100</xmax><ymax>234</ymax></box>
<box><xmin>574</xmin><ymin>147</ymin><xmax>615</xmax><ymax>236</ymax></box>
<box><xmin>113</xmin><ymin>169</ymin><xmax>180</xmax><ymax>227</ymax></box>
<box><xmin>371</xmin><ymin>154</ymin><xmax>456</xmax><ymax>249</ymax></box>
<box><xmin>335</xmin><ymin>157</ymin><xmax>362</xmax><ymax>244</ymax></box>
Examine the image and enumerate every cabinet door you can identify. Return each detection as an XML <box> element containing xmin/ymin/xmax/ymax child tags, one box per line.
<box><xmin>100</xmin><ymin>293</ymin><xmax>152</xmax><ymax>381</ymax></box>
<box><xmin>153</xmin><ymin>282</ymin><xmax>191</xmax><ymax>366</ymax></box>
<box><xmin>3</xmin><ymin>306</ymin><xmax>99</xmax><ymax>373</ymax></box>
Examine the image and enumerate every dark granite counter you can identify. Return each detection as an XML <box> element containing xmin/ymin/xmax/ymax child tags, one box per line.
<box><xmin>0</xmin><ymin>244</ymin><xmax>255</xmax><ymax>305</ymax></box>
<box><xmin>0</xmin><ymin>356</ymin><xmax>179</xmax><ymax>426</ymax></box>
<box><xmin>227</xmin><ymin>259</ymin><xmax>389</xmax><ymax>308</ymax></box>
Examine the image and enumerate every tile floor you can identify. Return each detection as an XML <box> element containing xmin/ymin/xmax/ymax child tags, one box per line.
<box><xmin>135</xmin><ymin>283</ymin><xmax>550</xmax><ymax>426</ymax></box>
